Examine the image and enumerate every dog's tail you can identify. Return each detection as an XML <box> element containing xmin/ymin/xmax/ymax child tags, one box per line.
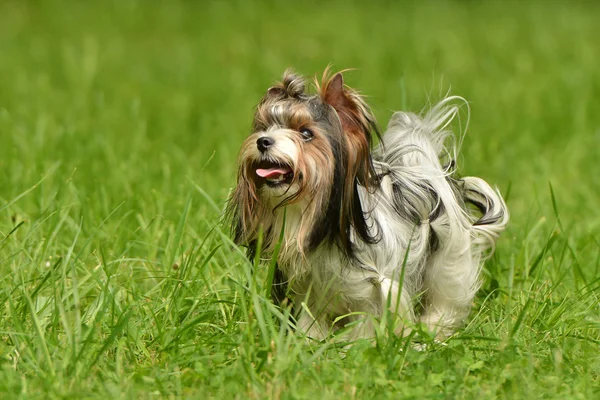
<box><xmin>378</xmin><ymin>96</ymin><xmax>466</xmax><ymax>177</ymax></box>
<box><xmin>460</xmin><ymin>176</ymin><xmax>509</xmax><ymax>252</ymax></box>
<box><xmin>378</xmin><ymin>96</ymin><xmax>509</xmax><ymax>255</ymax></box>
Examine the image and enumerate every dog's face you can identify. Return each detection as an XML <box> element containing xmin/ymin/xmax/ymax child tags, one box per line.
<box><xmin>239</xmin><ymin>80</ymin><xmax>337</xmax><ymax>200</ymax></box>
<box><xmin>228</xmin><ymin>69</ymin><xmax>380</xmax><ymax>255</ymax></box>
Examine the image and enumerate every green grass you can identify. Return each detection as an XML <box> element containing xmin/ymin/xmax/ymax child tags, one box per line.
<box><xmin>1</xmin><ymin>0</ymin><xmax>599</xmax><ymax>398</ymax></box>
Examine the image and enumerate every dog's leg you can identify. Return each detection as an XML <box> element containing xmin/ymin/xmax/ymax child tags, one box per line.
<box><xmin>419</xmin><ymin>227</ymin><xmax>476</xmax><ymax>339</ymax></box>
<box><xmin>339</xmin><ymin>276</ymin><xmax>415</xmax><ymax>339</ymax></box>
<box><xmin>292</xmin><ymin>291</ymin><xmax>332</xmax><ymax>340</ymax></box>
<box><xmin>295</xmin><ymin>310</ymin><xmax>330</xmax><ymax>340</ymax></box>
<box><xmin>379</xmin><ymin>277</ymin><xmax>415</xmax><ymax>336</ymax></box>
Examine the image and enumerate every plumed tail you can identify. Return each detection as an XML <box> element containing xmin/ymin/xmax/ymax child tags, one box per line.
<box><xmin>461</xmin><ymin>176</ymin><xmax>509</xmax><ymax>254</ymax></box>
<box><xmin>375</xmin><ymin>96</ymin><xmax>509</xmax><ymax>300</ymax></box>
<box><xmin>378</xmin><ymin>96</ymin><xmax>469</xmax><ymax>172</ymax></box>
<box><xmin>377</xmin><ymin>96</ymin><xmax>508</xmax><ymax>249</ymax></box>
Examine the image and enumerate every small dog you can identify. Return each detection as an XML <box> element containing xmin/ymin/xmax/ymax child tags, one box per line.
<box><xmin>227</xmin><ymin>69</ymin><xmax>508</xmax><ymax>340</ymax></box>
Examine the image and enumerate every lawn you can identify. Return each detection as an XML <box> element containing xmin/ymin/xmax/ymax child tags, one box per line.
<box><xmin>0</xmin><ymin>0</ymin><xmax>599</xmax><ymax>398</ymax></box>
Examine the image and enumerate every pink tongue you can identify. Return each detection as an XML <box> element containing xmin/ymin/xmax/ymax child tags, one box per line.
<box><xmin>256</xmin><ymin>167</ymin><xmax>291</xmax><ymax>179</ymax></box>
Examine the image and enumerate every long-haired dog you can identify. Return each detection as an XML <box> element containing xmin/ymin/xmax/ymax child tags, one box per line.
<box><xmin>227</xmin><ymin>69</ymin><xmax>508</xmax><ymax>340</ymax></box>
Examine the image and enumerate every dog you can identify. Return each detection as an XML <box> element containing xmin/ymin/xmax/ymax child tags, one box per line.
<box><xmin>226</xmin><ymin>69</ymin><xmax>508</xmax><ymax>340</ymax></box>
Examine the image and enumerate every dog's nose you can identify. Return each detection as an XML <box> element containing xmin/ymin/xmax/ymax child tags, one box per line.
<box><xmin>256</xmin><ymin>136</ymin><xmax>274</xmax><ymax>152</ymax></box>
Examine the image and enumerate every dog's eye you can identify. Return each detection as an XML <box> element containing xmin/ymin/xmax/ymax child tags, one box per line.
<box><xmin>300</xmin><ymin>128</ymin><xmax>314</xmax><ymax>141</ymax></box>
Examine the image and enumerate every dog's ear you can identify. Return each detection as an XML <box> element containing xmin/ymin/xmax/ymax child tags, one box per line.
<box><xmin>321</xmin><ymin>72</ymin><xmax>368</xmax><ymax>134</ymax></box>
<box><xmin>318</xmin><ymin>70</ymin><xmax>379</xmax><ymax>186</ymax></box>
<box><xmin>320</xmin><ymin>72</ymin><xmax>346</xmax><ymax>111</ymax></box>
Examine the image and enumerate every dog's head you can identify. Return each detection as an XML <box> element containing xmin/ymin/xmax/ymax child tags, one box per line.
<box><xmin>227</xmin><ymin>69</ymin><xmax>380</xmax><ymax>256</ymax></box>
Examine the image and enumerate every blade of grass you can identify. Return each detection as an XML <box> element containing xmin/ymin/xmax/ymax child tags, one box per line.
<box><xmin>23</xmin><ymin>286</ymin><xmax>55</xmax><ymax>377</ymax></box>
<box><xmin>0</xmin><ymin>162</ymin><xmax>60</xmax><ymax>213</ymax></box>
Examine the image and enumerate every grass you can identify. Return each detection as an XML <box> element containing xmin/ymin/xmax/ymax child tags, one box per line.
<box><xmin>0</xmin><ymin>0</ymin><xmax>599</xmax><ymax>398</ymax></box>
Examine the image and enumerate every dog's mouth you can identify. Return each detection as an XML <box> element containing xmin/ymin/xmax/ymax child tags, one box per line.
<box><xmin>255</xmin><ymin>160</ymin><xmax>294</xmax><ymax>188</ymax></box>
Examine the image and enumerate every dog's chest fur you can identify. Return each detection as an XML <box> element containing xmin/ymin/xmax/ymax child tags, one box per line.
<box><xmin>273</xmin><ymin>185</ymin><xmax>432</xmax><ymax>325</ymax></box>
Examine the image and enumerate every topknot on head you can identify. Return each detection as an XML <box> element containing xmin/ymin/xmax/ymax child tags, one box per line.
<box><xmin>266</xmin><ymin>69</ymin><xmax>306</xmax><ymax>99</ymax></box>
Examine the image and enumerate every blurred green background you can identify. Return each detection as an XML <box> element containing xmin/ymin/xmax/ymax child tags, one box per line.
<box><xmin>2</xmin><ymin>1</ymin><xmax>599</xmax><ymax>226</ymax></box>
<box><xmin>0</xmin><ymin>1</ymin><xmax>598</xmax><ymax>398</ymax></box>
